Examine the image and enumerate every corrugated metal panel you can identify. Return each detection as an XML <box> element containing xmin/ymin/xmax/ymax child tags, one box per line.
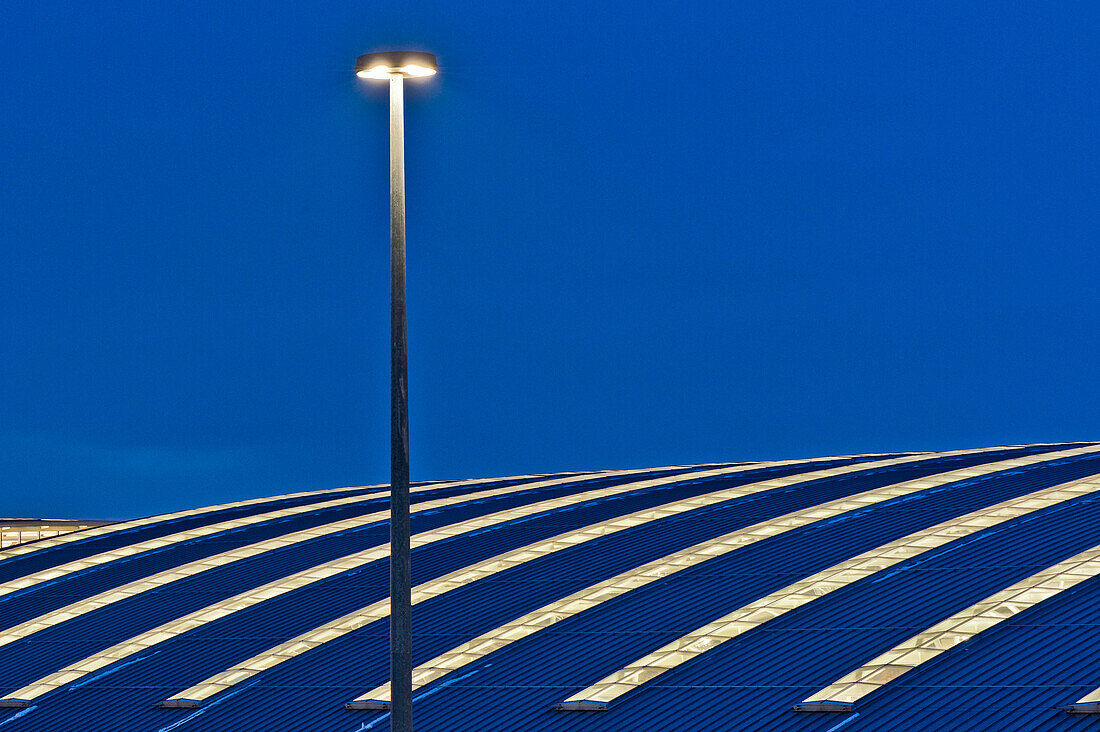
<box><xmin>0</xmin><ymin>449</ymin><xmax>1056</xmax><ymax>726</ymax></box>
<box><xmin>7</xmin><ymin>461</ymin><xmax>851</xmax><ymax>705</ymax></box>
<box><xmin>2</xmin><ymin>444</ymin><xmax>1100</xmax><ymax>732</ymax></box>
<box><xmin>0</xmin><ymin>466</ymin><xmax>714</xmax><ymax>633</ymax></box>
<box><xmin>0</xmin><ymin>484</ymin><xmax>389</xmax><ymax>584</ymax></box>
<box><xmin>0</xmin><ymin>472</ymin><xmax>567</xmax><ymax>584</ymax></box>
<box><xmin>0</xmin><ymin>459</ymin><xmax>862</xmax><ymax>699</ymax></box>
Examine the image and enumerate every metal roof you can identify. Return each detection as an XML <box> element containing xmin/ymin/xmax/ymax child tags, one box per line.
<box><xmin>3</xmin><ymin>444</ymin><xmax>1100</xmax><ymax>730</ymax></box>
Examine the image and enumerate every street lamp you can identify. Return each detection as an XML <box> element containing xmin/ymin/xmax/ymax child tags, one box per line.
<box><xmin>354</xmin><ymin>49</ymin><xmax>437</xmax><ymax>732</ymax></box>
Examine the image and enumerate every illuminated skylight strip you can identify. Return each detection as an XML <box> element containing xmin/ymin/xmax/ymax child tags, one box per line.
<box><xmin>347</xmin><ymin>445</ymin><xmax>1100</xmax><ymax>709</ymax></box>
<box><xmin>0</xmin><ymin>493</ymin><xmax>385</xmax><ymax>599</ymax></box>
<box><xmin>796</xmin><ymin>538</ymin><xmax>1100</xmax><ymax>712</ymax></box>
<box><xmin>0</xmin><ymin>475</ymin><xmax>550</xmax><ymax>564</ymax></box>
<box><xmin>0</xmin><ymin>466</ymin><xmax>705</xmax><ymax>649</ymax></box>
<box><xmin>0</xmin><ymin>468</ymin><xmax>608</xmax><ymax>564</ymax></box>
<box><xmin>0</xmin><ymin>458</ymin><xmax>846</xmax><ymax>706</ymax></box>
<box><xmin>0</xmin><ymin>448</ymin><xmax>1067</xmax><ymax>565</ymax></box>
<box><xmin>0</xmin><ymin>467</ymin><xmax>669</xmax><ymax>599</ymax></box>
<box><xmin>159</xmin><ymin>452</ymin><xmax>947</xmax><ymax>706</ymax></box>
<box><xmin>560</xmin><ymin>473</ymin><xmax>1100</xmax><ymax>708</ymax></box>
<box><xmin>0</xmin><ymin>484</ymin><xmax>386</xmax><ymax>563</ymax></box>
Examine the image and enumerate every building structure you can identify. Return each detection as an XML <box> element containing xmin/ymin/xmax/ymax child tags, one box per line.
<box><xmin>2</xmin><ymin>443</ymin><xmax>1100</xmax><ymax>729</ymax></box>
<box><xmin>0</xmin><ymin>519</ymin><xmax>111</xmax><ymax>549</ymax></box>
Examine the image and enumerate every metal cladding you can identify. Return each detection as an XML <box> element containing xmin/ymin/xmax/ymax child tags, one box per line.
<box><xmin>2</xmin><ymin>446</ymin><xmax>1100</xmax><ymax>730</ymax></box>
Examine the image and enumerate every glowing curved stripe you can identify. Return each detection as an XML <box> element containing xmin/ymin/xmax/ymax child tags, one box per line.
<box><xmin>0</xmin><ymin>465</ymin><xmax>716</xmax><ymax>647</ymax></box>
<box><xmin>0</xmin><ymin>459</ymin><xmax>893</xmax><ymax>565</ymax></box>
<box><xmin>562</xmin><ymin>474</ymin><xmax>1100</xmax><ymax>707</ymax></box>
<box><xmin>0</xmin><ymin>494</ymin><xmax>390</xmax><ymax>600</ymax></box>
<box><xmin>0</xmin><ymin>480</ymin><xmax>572</xmax><ymax>650</ymax></box>
<box><xmin>0</xmin><ymin>448</ymin><xmax>1062</xmax><ymax>565</ymax></box>
<box><xmin>798</xmin><ymin>539</ymin><xmax>1100</xmax><ymax>710</ymax></box>
<box><xmin>0</xmin><ymin>468</ymin><xmax>588</xmax><ymax>564</ymax></box>
<box><xmin>0</xmin><ymin>458</ymin><xmax>844</xmax><ymax>704</ymax></box>
<box><xmin>344</xmin><ymin>444</ymin><xmax>1100</xmax><ymax>707</ymax></box>
<box><xmin>0</xmin><ymin>469</ymin><xmax>639</xmax><ymax>600</ymax></box>
<box><xmin>0</xmin><ymin>485</ymin><xmax>386</xmax><ymax>563</ymax></box>
<box><xmin>159</xmin><ymin>452</ymin><xmax>935</xmax><ymax>705</ymax></box>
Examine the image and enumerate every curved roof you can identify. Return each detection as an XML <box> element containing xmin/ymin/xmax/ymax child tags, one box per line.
<box><xmin>3</xmin><ymin>444</ymin><xmax>1100</xmax><ymax>730</ymax></box>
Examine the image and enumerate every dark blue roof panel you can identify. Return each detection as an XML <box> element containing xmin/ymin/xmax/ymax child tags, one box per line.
<box><xmin>2</xmin><ymin>444</ymin><xmax>1100</xmax><ymax>731</ymax></box>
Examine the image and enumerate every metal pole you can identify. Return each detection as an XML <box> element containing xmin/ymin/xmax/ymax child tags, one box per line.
<box><xmin>388</xmin><ymin>71</ymin><xmax>413</xmax><ymax>732</ymax></box>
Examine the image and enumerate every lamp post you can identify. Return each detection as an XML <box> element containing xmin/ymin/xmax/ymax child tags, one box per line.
<box><xmin>355</xmin><ymin>50</ymin><xmax>437</xmax><ymax>732</ymax></box>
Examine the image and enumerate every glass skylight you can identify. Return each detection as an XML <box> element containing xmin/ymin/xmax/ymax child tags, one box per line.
<box><xmin>347</xmin><ymin>446</ymin><xmax>1098</xmax><ymax>708</ymax></box>
<box><xmin>562</xmin><ymin>472</ymin><xmax>1100</xmax><ymax>707</ymax></box>
<box><xmin>799</xmin><ymin>538</ymin><xmax>1100</xmax><ymax>710</ymax></box>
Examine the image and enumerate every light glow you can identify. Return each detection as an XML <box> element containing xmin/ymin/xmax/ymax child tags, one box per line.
<box><xmin>402</xmin><ymin>64</ymin><xmax>436</xmax><ymax>77</ymax></box>
<box><xmin>356</xmin><ymin>65</ymin><xmax>392</xmax><ymax>80</ymax></box>
<box><xmin>356</xmin><ymin>65</ymin><xmax>437</xmax><ymax>81</ymax></box>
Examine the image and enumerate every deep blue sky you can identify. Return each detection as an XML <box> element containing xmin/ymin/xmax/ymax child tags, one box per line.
<box><xmin>2</xmin><ymin>2</ymin><xmax>1097</xmax><ymax>519</ymax></box>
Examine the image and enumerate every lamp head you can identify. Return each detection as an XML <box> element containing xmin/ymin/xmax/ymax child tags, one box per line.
<box><xmin>356</xmin><ymin>51</ymin><xmax>438</xmax><ymax>80</ymax></box>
